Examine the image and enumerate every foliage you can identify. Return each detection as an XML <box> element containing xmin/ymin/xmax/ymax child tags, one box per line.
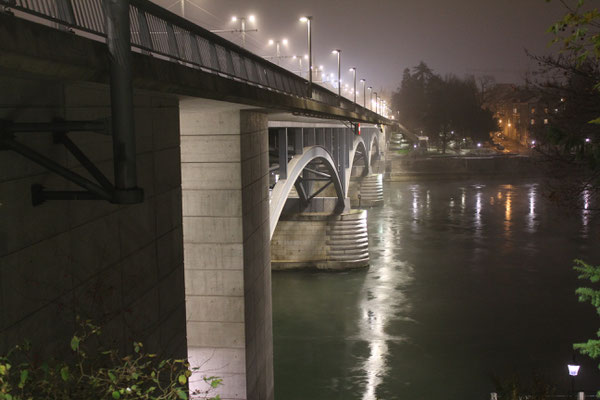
<box><xmin>391</xmin><ymin>62</ymin><xmax>498</xmax><ymax>153</ymax></box>
<box><xmin>0</xmin><ymin>319</ymin><xmax>221</xmax><ymax>400</ymax></box>
<box><xmin>573</xmin><ymin>260</ymin><xmax>600</xmax><ymax>387</ymax></box>
<box><xmin>528</xmin><ymin>0</ymin><xmax>600</xmax><ymax>210</ymax></box>
<box><xmin>547</xmin><ymin>0</ymin><xmax>600</xmax><ymax>67</ymax></box>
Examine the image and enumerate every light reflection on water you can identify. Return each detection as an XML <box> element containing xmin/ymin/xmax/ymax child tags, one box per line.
<box><xmin>357</xmin><ymin>205</ymin><xmax>413</xmax><ymax>400</ymax></box>
<box><xmin>273</xmin><ymin>180</ymin><xmax>600</xmax><ymax>400</ymax></box>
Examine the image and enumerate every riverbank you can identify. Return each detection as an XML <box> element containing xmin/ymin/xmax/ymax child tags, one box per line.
<box><xmin>386</xmin><ymin>153</ymin><xmax>543</xmax><ymax>181</ymax></box>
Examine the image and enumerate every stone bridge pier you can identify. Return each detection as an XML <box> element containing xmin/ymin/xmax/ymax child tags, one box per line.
<box><xmin>179</xmin><ymin>100</ymin><xmax>273</xmax><ymax>399</ymax></box>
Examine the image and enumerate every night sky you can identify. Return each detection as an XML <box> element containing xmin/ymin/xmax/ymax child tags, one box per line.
<box><xmin>152</xmin><ymin>0</ymin><xmax>566</xmax><ymax>96</ymax></box>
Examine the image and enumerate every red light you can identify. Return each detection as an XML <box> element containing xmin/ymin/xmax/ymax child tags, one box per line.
<box><xmin>358</xmin><ymin>123</ymin><xmax>361</xmax><ymax>135</ymax></box>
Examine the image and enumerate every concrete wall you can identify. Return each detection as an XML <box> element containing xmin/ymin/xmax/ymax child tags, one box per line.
<box><xmin>0</xmin><ymin>77</ymin><xmax>186</xmax><ymax>360</ymax></box>
<box><xmin>180</xmin><ymin>101</ymin><xmax>273</xmax><ymax>400</ymax></box>
<box><xmin>387</xmin><ymin>155</ymin><xmax>541</xmax><ymax>181</ymax></box>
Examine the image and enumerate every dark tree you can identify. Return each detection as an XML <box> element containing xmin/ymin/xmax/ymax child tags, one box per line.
<box><xmin>393</xmin><ymin>63</ymin><xmax>498</xmax><ymax>153</ymax></box>
<box><xmin>528</xmin><ymin>54</ymin><xmax>600</xmax><ymax>209</ymax></box>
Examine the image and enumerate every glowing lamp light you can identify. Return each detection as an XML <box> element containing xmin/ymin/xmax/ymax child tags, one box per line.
<box><xmin>585</xmin><ymin>138</ymin><xmax>591</xmax><ymax>143</ymax></box>
<box><xmin>268</xmin><ymin>39</ymin><xmax>274</xmax><ymax>45</ymax></box>
<box><xmin>282</xmin><ymin>38</ymin><xmax>288</xmax><ymax>45</ymax></box>
<box><xmin>477</xmin><ymin>143</ymin><xmax>482</xmax><ymax>148</ymax></box>
<box><xmin>531</xmin><ymin>140</ymin><xmax>536</xmax><ymax>145</ymax></box>
<box><xmin>413</xmin><ymin>144</ymin><xmax>417</xmax><ymax>148</ymax></box>
<box><xmin>299</xmin><ymin>16</ymin><xmax>308</xmax><ymax>22</ymax></box>
<box><xmin>248</xmin><ymin>15</ymin><xmax>255</xmax><ymax>22</ymax></box>
<box><xmin>568</xmin><ymin>364</ymin><xmax>580</xmax><ymax>376</ymax></box>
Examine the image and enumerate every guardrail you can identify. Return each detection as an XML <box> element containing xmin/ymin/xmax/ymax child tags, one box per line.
<box><xmin>1</xmin><ymin>0</ymin><xmax>368</xmax><ymax>115</ymax></box>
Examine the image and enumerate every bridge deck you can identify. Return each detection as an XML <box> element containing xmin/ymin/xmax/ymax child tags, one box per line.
<box><xmin>0</xmin><ymin>11</ymin><xmax>389</xmax><ymax>125</ymax></box>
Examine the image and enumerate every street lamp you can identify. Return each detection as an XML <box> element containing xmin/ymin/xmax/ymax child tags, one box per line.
<box><xmin>360</xmin><ymin>79</ymin><xmax>366</xmax><ymax>107</ymax></box>
<box><xmin>300</xmin><ymin>16</ymin><xmax>313</xmax><ymax>93</ymax></box>
<box><xmin>373</xmin><ymin>91</ymin><xmax>378</xmax><ymax>113</ymax></box>
<box><xmin>233</xmin><ymin>15</ymin><xmax>254</xmax><ymax>48</ymax></box>
<box><xmin>332</xmin><ymin>49</ymin><xmax>341</xmax><ymax>98</ymax></box>
<box><xmin>568</xmin><ymin>358</ymin><xmax>580</xmax><ymax>397</ymax></box>
<box><xmin>349</xmin><ymin>67</ymin><xmax>357</xmax><ymax>103</ymax></box>
<box><xmin>368</xmin><ymin>86</ymin><xmax>373</xmax><ymax>110</ymax></box>
<box><xmin>268</xmin><ymin>38</ymin><xmax>288</xmax><ymax>65</ymax></box>
<box><xmin>211</xmin><ymin>15</ymin><xmax>257</xmax><ymax>48</ymax></box>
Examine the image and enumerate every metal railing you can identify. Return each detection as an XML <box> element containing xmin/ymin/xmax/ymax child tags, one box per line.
<box><xmin>1</xmin><ymin>0</ymin><xmax>367</xmax><ymax>115</ymax></box>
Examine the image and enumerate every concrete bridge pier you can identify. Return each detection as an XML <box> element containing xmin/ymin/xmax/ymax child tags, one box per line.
<box><xmin>348</xmin><ymin>173</ymin><xmax>384</xmax><ymax>208</ymax></box>
<box><xmin>180</xmin><ymin>101</ymin><xmax>273</xmax><ymax>400</ymax></box>
<box><xmin>270</xmin><ymin>198</ymin><xmax>369</xmax><ymax>271</ymax></box>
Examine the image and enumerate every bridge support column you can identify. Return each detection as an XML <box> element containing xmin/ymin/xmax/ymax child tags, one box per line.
<box><xmin>348</xmin><ymin>174</ymin><xmax>384</xmax><ymax>208</ymax></box>
<box><xmin>180</xmin><ymin>103</ymin><xmax>273</xmax><ymax>400</ymax></box>
<box><xmin>271</xmin><ymin>205</ymin><xmax>369</xmax><ymax>271</ymax></box>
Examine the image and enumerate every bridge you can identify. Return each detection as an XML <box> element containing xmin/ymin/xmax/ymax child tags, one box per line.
<box><xmin>0</xmin><ymin>1</ymin><xmax>407</xmax><ymax>399</ymax></box>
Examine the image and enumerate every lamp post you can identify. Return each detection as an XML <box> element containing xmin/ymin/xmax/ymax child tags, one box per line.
<box><xmin>568</xmin><ymin>357</ymin><xmax>580</xmax><ymax>398</ymax></box>
<box><xmin>332</xmin><ymin>49</ymin><xmax>341</xmax><ymax>98</ymax></box>
<box><xmin>368</xmin><ymin>86</ymin><xmax>373</xmax><ymax>110</ymax></box>
<box><xmin>360</xmin><ymin>79</ymin><xmax>366</xmax><ymax>107</ymax></box>
<box><xmin>268</xmin><ymin>38</ymin><xmax>288</xmax><ymax>65</ymax></box>
<box><xmin>374</xmin><ymin>92</ymin><xmax>378</xmax><ymax>114</ymax></box>
<box><xmin>349</xmin><ymin>67</ymin><xmax>357</xmax><ymax>103</ymax></box>
<box><xmin>300</xmin><ymin>16</ymin><xmax>313</xmax><ymax>94</ymax></box>
<box><xmin>233</xmin><ymin>16</ymin><xmax>254</xmax><ymax>48</ymax></box>
<box><xmin>212</xmin><ymin>15</ymin><xmax>257</xmax><ymax>48</ymax></box>
<box><xmin>292</xmin><ymin>55</ymin><xmax>308</xmax><ymax>78</ymax></box>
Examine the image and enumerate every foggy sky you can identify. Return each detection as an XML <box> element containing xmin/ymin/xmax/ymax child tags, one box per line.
<box><xmin>153</xmin><ymin>0</ymin><xmax>567</xmax><ymax>93</ymax></box>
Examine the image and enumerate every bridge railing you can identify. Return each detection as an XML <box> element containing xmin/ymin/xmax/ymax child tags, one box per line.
<box><xmin>1</xmin><ymin>0</ymin><xmax>365</xmax><ymax>114</ymax></box>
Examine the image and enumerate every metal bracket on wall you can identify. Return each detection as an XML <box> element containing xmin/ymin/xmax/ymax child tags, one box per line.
<box><xmin>0</xmin><ymin>119</ymin><xmax>144</xmax><ymax>206</ymax></box>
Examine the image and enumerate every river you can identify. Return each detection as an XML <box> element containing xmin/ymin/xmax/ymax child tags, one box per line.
<box><xmin>272</xmin><ymin>179</ymin><xmax>600</xmax><ymax>400</ymax></box>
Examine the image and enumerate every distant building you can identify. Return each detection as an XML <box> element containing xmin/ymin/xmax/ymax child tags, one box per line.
<box><xmin>483</xmin><ymin>84</ymin><xmax>560</xmax><ymax>146</ymax></box>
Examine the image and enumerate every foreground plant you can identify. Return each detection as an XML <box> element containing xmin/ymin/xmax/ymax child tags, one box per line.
<box><xmin>0</xmin><ymin>319</ymin><xmax>221</xmax><ymax>400</ymax></box>
<box><xmin>573</xmin><ymin>259</ymin><xmax>600</xmax><ymax>398</ymax></box>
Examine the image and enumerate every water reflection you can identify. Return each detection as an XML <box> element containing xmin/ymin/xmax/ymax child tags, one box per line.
<box><xmin>273</xmin><ymin>180</ymin><xmax>600</xmax><ymax>400</ymax></box>
<box><xmin>504</xmin><ymin>187</ymin><xmax>513</xmax><ymax>244</ymax></box>
<box><xmin>527</xmin><ymin>184</ymin><xmax>537</xmax><ymax>233</ymax></box>
<box><xmin>475</xmin><ymin>190</ymin><xmax>482</xmax><ymax>233</ymax></box>
<box><xmin>358</xmin><ymin>207</ymin><xmax>413</xmax><ymax>400</ymax></box>
<box><xmin>581</xmin><ymin>188</ymin><xmax>591</xmax><ymax>237</ymax></box>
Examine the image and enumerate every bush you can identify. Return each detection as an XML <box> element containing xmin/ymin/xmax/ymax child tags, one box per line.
<box><xmin>0</xmin><ymin>318</ymin><xmax>221</xmax><ymax>400</ymax></box>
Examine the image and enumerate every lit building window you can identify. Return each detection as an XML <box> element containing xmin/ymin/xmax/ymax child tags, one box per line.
<box><xmin>544</xmin><ymin>118</ymin><xmax>549</xmax><ymax>125</ymax></box>
<box><xmin>531</xmin><ymin>108</ymin><xmax>536</xmax><ymax>114</ymax></box>
<box><xmin>530</xmin><ymin>119</ymin><xmax>535</xmax><ymax>125</ymax></box>
<box><xmin>513</xmin><ymin>107</ymin><xmax>518</xmax><ymax>114</ymax></box>
<box><xmin>544</xmin><ymin>107</ymin><xmax>549</xmax><ymax>114</ymax></box>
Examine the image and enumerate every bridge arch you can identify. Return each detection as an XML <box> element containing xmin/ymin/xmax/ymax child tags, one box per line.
<box><xmin>368</xmin><ymin>132</ymin><xmax>381</xmax><ymax>167</ymax></box>
<box><xmin>269</xmin><ymin>145</ymin><xmax>345</xmax><ymax>239</ymax></box>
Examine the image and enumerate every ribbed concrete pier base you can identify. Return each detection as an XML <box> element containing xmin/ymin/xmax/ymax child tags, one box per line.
<box><xmin>271</xmin><ymin>209</ymin><xmax>369</xmax><ymax>271</ymax></box>
<box><xmin>349</xmin><ymin>174</ymin><xmax>384</xmax><ymax>208</ymax></box>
